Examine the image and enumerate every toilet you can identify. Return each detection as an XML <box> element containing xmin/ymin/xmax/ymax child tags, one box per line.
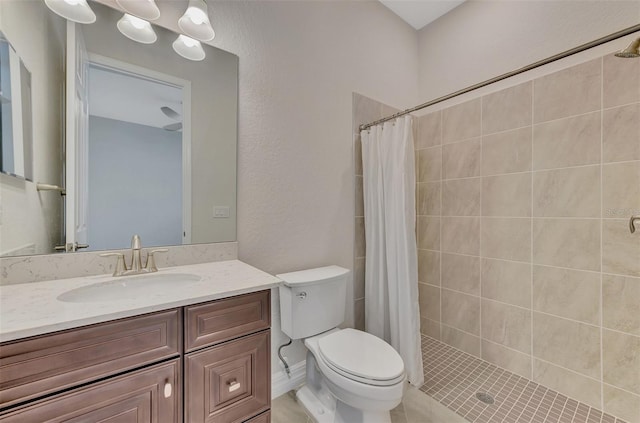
<box><xmin>277</xmin><ymin>266</ymin><xmax>406</xmax><ymax>423</ymax></box>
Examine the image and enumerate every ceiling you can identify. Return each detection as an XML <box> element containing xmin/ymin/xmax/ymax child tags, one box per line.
<box><xmin>379</xmin><ymin>0</ymin><xmax>466</xmax><ymax>30</ymax></box>
<box><xmin>88</xmin><ymin>65</ymin><xmax>183</xmax><ymax>130</ymax></box>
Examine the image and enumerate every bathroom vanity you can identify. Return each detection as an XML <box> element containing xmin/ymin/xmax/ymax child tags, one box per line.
<box><xmin>0</xmin><ymin>260</ymin><xmax>279</xmax><ymax>422</ymax></box>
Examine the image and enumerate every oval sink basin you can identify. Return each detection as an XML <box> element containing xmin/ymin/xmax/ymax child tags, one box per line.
<box><xmin>57</xmin><ymin>273</ymin><xmax>202</xmax><ymax>303</ymax></box>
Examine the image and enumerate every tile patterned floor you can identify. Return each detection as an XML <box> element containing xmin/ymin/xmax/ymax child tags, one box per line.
<box><xmin>421</xmin><ymin>335</ymin><xmax>627</xmax><ymax>423</ymax></box>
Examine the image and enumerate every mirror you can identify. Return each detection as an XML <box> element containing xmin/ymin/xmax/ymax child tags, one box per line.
<box><xmin>0</xmin><ymin>0</ymin><xmax>238</xmax><ymax>257</ymax></box>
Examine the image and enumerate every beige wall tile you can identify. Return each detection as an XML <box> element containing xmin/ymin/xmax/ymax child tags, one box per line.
<box><xmin>482</xmin><ymin>128</ymin><xmax>532</xmax><ymax>176</ymax></box>
<box><xmin>533</xmin><ymin>59</ymin><xmax>601</xmax><ymax>123</ymax></box>
<box><xmin>441</xmin><ymin>253</ymin><xmax>480</xmax><ymax>295</ymax></box>
<box><xmin>418</xmin><ymin>216</ymin><xmax>440</xmax><ymax>251</ymax></box>
<box><xmin>354</xmin><ymin>136</ymin><xmax>363</xmax><ymax>176</ymax></box>
<box><xmin>442</xmin><ymin>98</ymin><xmax>481</xmax><ymax>143</ymax></box>
<box><xmin>441</xmin><ymin>324</ymin><xmax>481</xmax><ymax>357</ymax></box>
<box><xmin>603</xmin><ymin>220</ymin><xmax>640</xmax><ymax>277</ymax></box>
<box><xmin>417</xmin><ymin>147</ymin><xmax>442</xmax><ymax>182</ymax></box>
<box><xmin>417</xmin><ymin>111</ymin><xmax>442</xmax><ymax>149</ymax></box>
<box><xmin>355</xmin><ymin>175</ymin><xmax>364</xmax><ymax>217</ymax></box>
<box><xmin>481</xmin><ymin>258</ymin><xmax>531</xmax><ymax>308</ymax></box>
<box><xmin>481</xmin><ymin>217</ymin><xmax>531</xmax><ymax>262</ymax></box>
<box><xmin>353</xmin><ymin>92</ymin><xmax>383</xmax><ymax>128</ymax></box>
<box><xmin>532</xmin><ymin>359</ymin><xmax>602</xmax><ymax>409</ymax></box>
<box><xmin>532</xmin><ymin>265</ymin><xmax>600</xmax><ymax>325</ymax></box>
<box><xmin>442</xmin><ymin>178</ymin><xmax>481</xmax><ymax>216</ymax></box>
<box><xmin>482</xmin><ymin>173</ymin><xmax>532</xmax><ymax>217</ymax></box>
<box><xmin>481</xmin><ymin>299</ymin><xmax>531</xmax><ymax>354</ymax></box>
<box><xmin>354</xmin><ymin>298</ymin><xmax>365</xmax><ymax>331</ymax></box>
<box><xmin>603</xmin><ymin>103</ymin><xmax>640</xmax><ymax>163</ymax></box>
<box><xmin>533</xmin><ymin>166</ymin><xmax>601</xmax><ymax>218</ymax></box>
<box><xmin>603</xmin><ymin>383</ymin><xmax>640</xmax><ymax>423</ymax></box>
<box><xmin>355</xmin><ymin>217</ymin><xmax>366</xmax><ymax>258</ymax></box>
<box><xmin>421</xmin><ymin>317</ymin><xmax>441</xmax><ymax>339</ymax></box>
<box><xmin>532</xmin><ymin>111</ymin><xmax>601</xmax><ymax>170</ymax></box>
<box><xmin>533</xmin><ymin>312</ymin><xmax>601</xmax><ymax>379</ymax></box>
<box><xmin>418</xmin><ymin>249</ymin><xmax>440</xmax><ymax>286</ymax></box>
<box><xmin>441</xmin><ymin>289</ymin><xmax>480</xmax><ymax>335</ymax></box>
<box><xmin>603</xmin><ymin>329</ymin><xmax>640</xmax><ymax>395</ymax></box>
<box><xmin>603</xmin><ymin>53</ymin><xmax>640</xmax><ymax>109</ymax></box>
<box><xmin>603</xmin><ymin>274</ymin><xmax>640</xmax><ymax>336</ymax></box>
<box><xmin>419</xmin><ymin>283</ymin><xmax>441</xmax><ymax>321</ymax></box>
<box><xmin>417</xmin><ymin>182</ymin><xmax>441</xmax><ymax>216</ymax></box>
<box><xmin>533</xmin><ymin>218</ymin><xmax>601</xmax><ymax>272</ymax></box>
<box><xmin>442</xmin><ymin>138</ymin><xmax>481</xmax><ymax>179</ymax></box>
<box><xmin>442</xmin><ymin>217</ymin><xmax>480</xmax><ymax>255</ymax></box>
<box><xmin>481</xmin><ymin>340</ymin><xmax>532</xmax><ymax>378</ymax></box>
<box><xmin>354</xmin><ymin>257</ymin><xmax>365</xmax><ymax>299</ymax></box>
<box><xmin>603</xmin><ymin>161</ymin><xmax>640</xmax><ymax>219</ymax></box>
<box><xmin>482</xmin><ymin>82</ymin><xmax>532</xmax><ymax>135</ymax></box>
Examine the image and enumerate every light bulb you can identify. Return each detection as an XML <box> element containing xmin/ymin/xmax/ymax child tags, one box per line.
<box><xmin>117</xmin><ymin>13</ymin><xmax>157</xmax><ymax>44</ymax></box>
<box><xmin>64</xmin><ymin>0</ymin><xmax>81</xmax><ymax>5</ymax></box>
<box><xmin>172</xmin><ymin>35</ymin><xmax>206</xmax><ymax>61</ymax></box>
<box><xmin>178</xmin><ymin>0</ymin><xmax>215</xmax><ymax>41</ymax></box>
<box><xmin>186</xmin><ymin>7</ymin><xmax>207</xmax><ymax>25</ymax></box>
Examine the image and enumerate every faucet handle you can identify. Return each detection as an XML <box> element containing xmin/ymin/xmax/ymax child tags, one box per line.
<box><xmin>145</xmin><ymin>249</ymin><xmax>168</xmax><ymax>272</ymax></box>
<box><xmin>131</xmin><ymin>235</ymin><xmax>142</xmax><ymax>250</ymax></box>
<box><xmin>100</xmin><ymin>253</ymin><xmax>127</xmax><ymax>276</ymax></box>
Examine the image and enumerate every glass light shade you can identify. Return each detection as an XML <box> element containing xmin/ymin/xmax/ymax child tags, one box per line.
<box><xmin>117</xmin><ymin>14</ymin><xmax>157</xmax><ymax>44</ymax></box>
<box><xmin>172</xmin><ymin>35</ymin><xmax>206</xmax><ymax>61</ymax></box>
<box><xmin>115</xmin><ymin>0</ymin><xmax>160</xmax><ymax>21</ymax></box>
<box><xmin>44</xmin><ymin>0</ymin><xmax>96</xmax><ymax>24</ymax></box>
<box><xmin>178</xmin><ymin>0</ymin><xmax>215</xmax><ymax>42</ymax></box>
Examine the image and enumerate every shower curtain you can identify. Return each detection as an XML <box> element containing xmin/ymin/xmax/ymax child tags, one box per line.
<box><xmin>361</xmin><ymin>115</ymin><xmax>424</xmax><ymax>387</ymax></box>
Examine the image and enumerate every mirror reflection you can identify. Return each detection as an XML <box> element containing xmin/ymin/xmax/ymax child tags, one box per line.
<box><xmin>0</xmin><ymin>0</ymin><xmax>238</xmax><ymax>257</ymax></box>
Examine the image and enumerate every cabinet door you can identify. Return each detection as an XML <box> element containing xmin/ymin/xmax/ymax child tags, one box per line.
<box><xmin>186</xmin><ymin>331</ymin><xmax>270</xmax><ymax>423</ymax></box>
<box><xmin>244</xmin><ymin>410</ymin><xmax>270</xmax><ymax>423</ymax></box>
<box><xmin>0</xmin><ymin>359</ymin><xmax>180</xmax><ymax>423</ymax></box>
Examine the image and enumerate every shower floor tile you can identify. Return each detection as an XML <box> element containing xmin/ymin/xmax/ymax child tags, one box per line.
<box><xmin>420</xmin><ymin>335</ymin><xmax>628</xmax><ymax>423</ymax></box>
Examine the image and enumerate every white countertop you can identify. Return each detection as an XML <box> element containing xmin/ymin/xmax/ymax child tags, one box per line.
<box><xmin>0</xmin><ymin>260</ymin><xmax>281</xmax><ymax>343</ymax></box>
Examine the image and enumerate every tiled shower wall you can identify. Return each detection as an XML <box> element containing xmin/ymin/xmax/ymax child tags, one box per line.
<box><xmin>416</xmin><ymin>52</ymin><xmax>640</xmax><ymax>422</ymax></box>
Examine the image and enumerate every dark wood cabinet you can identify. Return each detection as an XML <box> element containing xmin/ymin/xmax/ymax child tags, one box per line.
<box><xmin>0</xmin><ymin>359</ymin><xmax>180</xmax><ymax>423</ymax></box>
<box><xmin>0</xmin><ymin>290</ymin><xmax>271</xmax><ymax>423</ymax></box>
<box><xmin>185</xmin><ymin>331</ymin><xmax>270</xmax><ymax>423</ymax></box>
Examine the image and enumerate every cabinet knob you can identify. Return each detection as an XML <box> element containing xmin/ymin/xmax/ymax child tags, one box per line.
<box><xmin>163</xmin><ymin>381</ymin><xmax>172</xmax><ymax>398</ymax></box>
<box><xmin>227</xmin><ymin>379</ymin><xmax>241</xmax><ymax>392</ymax></box>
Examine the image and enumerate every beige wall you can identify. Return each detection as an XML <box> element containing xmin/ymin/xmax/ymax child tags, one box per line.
<box><xmin>415</xmin><ymin>50</ymin><xmax>640</xmax><ymax>422</ymax></box>
<box><xmin>0</xmin><ymin>1</ymin><xmax>65</xmax><ymax>256</ymax></box>
<box><xmin>417</xmin><ymin>0</ymin><xmax>640</xmax><ymax>101</ymax></box>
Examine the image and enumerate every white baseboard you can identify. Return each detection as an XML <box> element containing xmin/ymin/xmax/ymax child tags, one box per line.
<box><xmin>271</xmin><ymin>360</ymin><xmax>306</xmax><ymax>399</ymax></box>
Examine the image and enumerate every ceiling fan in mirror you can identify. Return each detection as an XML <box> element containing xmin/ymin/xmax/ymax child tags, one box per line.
<box><xmin>161</xmin><ymin>106</ymin><xmax>183</xmax><ymax>132</ymax></box>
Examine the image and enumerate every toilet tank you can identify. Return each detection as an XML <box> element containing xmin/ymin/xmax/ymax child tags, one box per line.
<box><xmin>277</xmin><ymin>266</ymin><xmax>349</xmax><ymax>340</ymax></box>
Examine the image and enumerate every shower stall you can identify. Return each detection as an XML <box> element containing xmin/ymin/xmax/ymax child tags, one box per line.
<box><xmin>353</xmin><ymin>30</ymin><xmax>640</xmax><ymax>423</ymax></box>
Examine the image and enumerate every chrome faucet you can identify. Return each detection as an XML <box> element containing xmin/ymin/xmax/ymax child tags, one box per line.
<box><xmin>100</xmin><ymin>235</ymin><xmax>168</xmax><ymax>277</ymax></box>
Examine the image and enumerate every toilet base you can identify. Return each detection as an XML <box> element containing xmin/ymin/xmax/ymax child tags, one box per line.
<box><xmin>297</xmin><ymin>385</ymin><xmax>392</xmax><ymax>423</ymax></box>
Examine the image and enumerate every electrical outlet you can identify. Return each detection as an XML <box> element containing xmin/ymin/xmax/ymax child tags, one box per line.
<box><xmin>213</xmin><ymin>206</ymin><xmax>230</xmax><ymax>218</ymax></box>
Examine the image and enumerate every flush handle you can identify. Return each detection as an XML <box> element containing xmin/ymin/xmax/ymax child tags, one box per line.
<box><xmin>630</xmin><ymin>216</ymin><xmax>640</xmax><ymax>234</ymax></box>
<box><xmin>297</xmin><ymin>292</ymin><xmax>307</xmax><ymax>300</ymax></box>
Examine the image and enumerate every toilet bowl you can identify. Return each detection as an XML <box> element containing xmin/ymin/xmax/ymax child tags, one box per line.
<box><xmin>277</xmin><ymin>266</ymin><xmax>406</xmax><ymax>423</ymax></box>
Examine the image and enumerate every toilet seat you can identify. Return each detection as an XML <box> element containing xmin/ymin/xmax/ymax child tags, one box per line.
<box><xmin>317</xmin><ymin>328</ymin><xmax>405</xmax><ymax>387</ymax></box>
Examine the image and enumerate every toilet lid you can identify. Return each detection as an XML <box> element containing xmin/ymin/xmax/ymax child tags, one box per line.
<box><xmin>318</xmin><ymin>328</ymin><xmax>404</xmax><ymax>383</ymax></box>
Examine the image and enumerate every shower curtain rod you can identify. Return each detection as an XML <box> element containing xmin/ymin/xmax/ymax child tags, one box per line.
<box><xmin>359</xmin><ymin>24</ymin><xmax>640</xmax><ymax>132</ymax></box>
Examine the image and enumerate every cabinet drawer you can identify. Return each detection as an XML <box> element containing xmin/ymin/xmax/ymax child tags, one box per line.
<box><xmin>185</xmin><ymin>330</ymin><xmax>270</xmax><ymax>423</ymax></box>
<box><xmin>0</xmin><ymin>359</ymin><xmax>180</xmax><ymax>422</ymax></box>
<box><xmin>0</xmin><ymin>309</ymin><xmax>180</xmax><ymax>409</ymax></box>
<box><xmin>185</xmin><ymin>291</ymin><xmax>269</xmax><ymax>352</ymax></box>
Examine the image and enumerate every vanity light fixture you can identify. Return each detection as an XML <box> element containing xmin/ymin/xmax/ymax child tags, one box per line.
<box><xmin>115</xmin><ymin>0</ymin><xmax>161</xmax><ymax>21</ymax></box>
<box><xmin>178</xmin><ymin>0</ymin><xmax>215</xmax><ymax>41</ymax></box>
<box><xmin>117</xmin><ymin>14</ymin><xmax>157</xmax><ymax>44</ymax></box>
<box><xmin>44</xmin><ymin>0</ymin><xmax>96</xmax><ymax>24</ymax></box>
<box><xmin>172</xmin><ymin>34</ymin><xmax>206</xmax><ymax>61</ymax></box>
